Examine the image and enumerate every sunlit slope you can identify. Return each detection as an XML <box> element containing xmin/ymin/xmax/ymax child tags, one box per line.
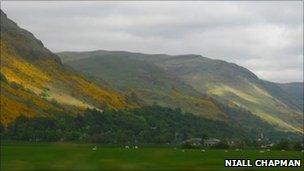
<box><xmin>0</xmin><ymin>10</ymin><xmax>134</xmax><ymax>124</ymax></box>
<box><xmin>58</xmin><ymin>53</ymin><xmax>224</xmax><ymax>120</ymax></box>
<box><xmin>60</xmin><ymin>50</ymin><xmax>303</xmax><ymax>132</ymax></box>
<box><xmin>151</xmin><ymin>55</ymin><xmax>303</xmax><ymax>132</ymax></box>
<box><xmin>1</xmin><ymin>75</ymin><xmax>61</xmax><ymax>125</ymax></box>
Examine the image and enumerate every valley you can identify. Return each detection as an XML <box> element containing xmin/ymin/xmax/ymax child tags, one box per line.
<box><xmin>0</xmin><ymin>4</ymin><xmax>303</xmax><ymax>171</ymax></box>
<box><xmin>0</xmin><ymin>9</ymin><xmax>303</xmax><ymax>144</ymax></box>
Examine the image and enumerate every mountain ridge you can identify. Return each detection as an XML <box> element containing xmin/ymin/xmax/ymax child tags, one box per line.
<box><xmin>58</xmin><ymin>50</ymin><xmax>303</xmax><ymax>133</ymax></box>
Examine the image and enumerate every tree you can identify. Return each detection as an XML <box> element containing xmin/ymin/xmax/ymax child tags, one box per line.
<box><xmin>0</xmin><ymin>72</ymin><xmax>7</xmax><ymax>82</ymax></box>
<box><xmin>201</xmin><ymin>134</ymin><xmax>208</xmax><ymax>144</ymax></box>
<box><xmin>293</xmin><ymin>142</ymin><xmax>303</xmax><ymax>151</ymax></box>
<box><xmin>274</xmin><ymin>140</ymin><xmax>290</xmax><ymax>150</ymax></box>
<box><xmin>100</xmin><ymin>102</ymin><xmax>109</xmax><ymax>112</ymax></box>
<box><xmin>126</xmin><ymin>91</ymin><xmax>140</xmax><ymax>104</ymax></box>
<box><xmin>212</xmin><ymin>141</ymin><xmax>229</xmax><ymax>149</ymax></box>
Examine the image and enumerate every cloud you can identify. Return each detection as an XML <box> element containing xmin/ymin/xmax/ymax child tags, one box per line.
<box><xmin>1</xmin><ymin>1</ymin><xmax>303</xmax><ymax>83</ymax></box>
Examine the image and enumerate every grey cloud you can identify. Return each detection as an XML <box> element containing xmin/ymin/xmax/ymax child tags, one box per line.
<box><xmin>1</xmin><ymin>1</ymin><xmax>302</xmax><ymax>83</ymax></box>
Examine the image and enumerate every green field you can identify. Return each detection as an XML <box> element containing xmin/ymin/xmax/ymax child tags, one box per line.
<box><xmin>1</xmin><ymin>143</ymin><xmax>303</xmax><ymax>171</ymax></box>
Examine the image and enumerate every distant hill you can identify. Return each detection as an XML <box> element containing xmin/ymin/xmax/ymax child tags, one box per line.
<box><xmin>0</xmin><ymin>10</ymin><xmax>135</xmax><ymax>125</ymax></box>
<box><xmin>59</xmin><ymin>50</ymin><xmax>303</xmax><ymax>133</ymax></box>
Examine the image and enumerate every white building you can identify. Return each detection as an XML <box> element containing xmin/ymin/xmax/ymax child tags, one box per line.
<box><xmin>204</xmin><ymin>138</ymin><xmax>221</xmax><ymax>146</ymax></box>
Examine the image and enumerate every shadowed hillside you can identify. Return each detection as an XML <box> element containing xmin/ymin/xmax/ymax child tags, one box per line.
<box><xmin>278</xmin><ymin>82</ymin><xmax>303</xmax><ymax>111</ymax></box>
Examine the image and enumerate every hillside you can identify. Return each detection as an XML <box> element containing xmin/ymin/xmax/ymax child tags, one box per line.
<box><xmin>0</xmin><ymin>10</ymin><xmax>134</xmax><ymax>125</ymax></box>
<box><xmin>58</xmin><ymin>52</ymin><xmax>225</xmax><ymax>120</ymax></box>
<box><xmin>59</xmin><ymin>50</ymin><xmax>303</xmax><ymax>133</ymax></box>
<box><xmin>151</xmin><ymin>55</ymin><xmax>303</xmax><ymax>132</ymax></box>
<box><xmin>277</xmin><ymin>82</ymin><xmax>303</xmax><ymax>111</ymax></box>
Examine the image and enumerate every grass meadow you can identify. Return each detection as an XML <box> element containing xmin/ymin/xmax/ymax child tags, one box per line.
<box><xmin>1</xmin><ymin>142</ymin><xmax>303</xmax><ymax>171</ymax></box>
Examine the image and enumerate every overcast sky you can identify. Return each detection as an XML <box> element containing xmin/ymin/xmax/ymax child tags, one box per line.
<box><xmin>1</xmin><ymin>1</ymin><xmax>303</xmax><ymax>83</ymax></box>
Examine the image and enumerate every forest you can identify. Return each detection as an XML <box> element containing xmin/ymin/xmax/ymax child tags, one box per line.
<box><xmin>1</xmin><ymin>104</ymin><xmax>301</xmax><ymax>148</ymax></box>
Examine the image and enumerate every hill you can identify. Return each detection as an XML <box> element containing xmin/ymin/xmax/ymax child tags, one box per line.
<box><xmin>150</xmin><ymin>55</ymin><xmax>303</xmax><ymax>132</ymax></box>
<box><xmin>59</xmin><ymin>50</ymin><xmax>303</xmax><ymax>132</ymax></box>
<box><xmin>58</xmin><ymin>51</ymin><xmax>225</xmax><ymax>120</ymax></box>
<box><xmin>0</xmin><ymin>10</ymin><xmax>134</xmax><ymax>125</ymax></box>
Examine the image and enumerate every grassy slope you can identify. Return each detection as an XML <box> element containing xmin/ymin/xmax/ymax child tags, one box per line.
<box><xmin>277</xmin><ymin>82</ymin><xmax>303</xmax><ymax>112</ymax></box>
<box><xmin>0</xmin><ymin>11</ymin><xmax>134</xmax><ymax>125</ymax></box>
<box><xmin>1</xmin><ymin>143</ymin><xmax>303</xmax><ymax>171</ymax></box>
<box><xmin>151</xmin><ymin>55</ymin><xmax>303</xmax><ymax>132</ymax></box>
<box><xmin>1</xmin><ymin>79</ymin><xmax>62</xmax><ymax>125</ymax></box>
<box><xmin>59</xmin><ymin>51</ymin><xmax>303</xmax><ymax>133</ymax></box>
<box><xmin>58</xmin><ymin>53</ymin><xmax>225</xmax><ymax>120</ymax></box>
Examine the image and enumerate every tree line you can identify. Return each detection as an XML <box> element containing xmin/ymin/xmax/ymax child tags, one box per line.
<box><xmin>0</xmin><ymin>105</ymin><xmax>301</xmax><ymax>148</ymax></box>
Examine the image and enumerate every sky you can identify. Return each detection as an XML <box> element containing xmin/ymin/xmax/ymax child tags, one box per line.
<box><xmin>1</xmin><ymin>1</ymin><xmax>303</xmax><ymax>83</ymax></box>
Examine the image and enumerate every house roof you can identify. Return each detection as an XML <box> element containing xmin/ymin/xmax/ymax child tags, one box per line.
<box><xmin>204</xmin><ymin>138</ymin><xmax>220</xmax><ymax>143</ymax></box>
